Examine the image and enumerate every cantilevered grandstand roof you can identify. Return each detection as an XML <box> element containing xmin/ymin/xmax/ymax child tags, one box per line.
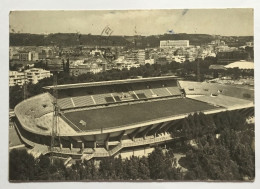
<box><xmin>43</xmin><ymin>76</ymin><xmax>179</xmax><ymax>90</ymax></box>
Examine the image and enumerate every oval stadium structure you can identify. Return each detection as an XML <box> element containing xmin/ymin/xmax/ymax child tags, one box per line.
<box><xmin>13</xmin><ymin>76</ymin><xmax>254</xmax><ymax>160</ymax></box>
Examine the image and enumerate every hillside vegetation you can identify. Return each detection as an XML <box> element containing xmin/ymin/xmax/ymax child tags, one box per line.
<box><xmin>10</xmin><ymin>33</ymin><xmax>253</xmax><ymax>47</ymax></box>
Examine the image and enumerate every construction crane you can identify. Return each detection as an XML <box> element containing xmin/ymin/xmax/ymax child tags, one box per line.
<box><xmin>23</xmin><ymin>80</ymin><xmax>27</xmax><ymax>100</ymax></box>
<box><xmin>49</xmin><ymin>60</ymin><xmax>62</xmax><ymax>164</ymax></box>
<box><xmin>196</xmin><ymin>46</ymin><xmax>204</xmax><ymax>82</ymax></box>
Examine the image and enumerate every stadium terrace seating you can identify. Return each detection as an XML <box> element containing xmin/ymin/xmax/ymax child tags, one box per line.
<box><xmin>15</xmin><ymin>93</ymin><xmax>54</xmax><ymax>120</ymax></box>
<box><xmin>55</xmin><ymin>79</ymin><xmax>182</xmax><ymax>109</ymax></box>
<box><xmin>179</xmin><ymin>81</ymin><xmax>254</xmax><ymax>101</ymax></box>
<box><xmin>167</xmin><ymin>86</ymin><xmax>182</xmax><ymax>96</ymax></box>
<box><xmin>92</xmin><ymin>93</ymin><xmax>108</xmax><ymax>105</ymax></box>
<box><xmin>131</xmin><ymin>94</ymin><xmax>138</xmax><ymax>100</ymax></box>
<box><xmin>136</xmin><ymin>93</ymin><xmax>147</xmax><ymax>99</ymax></box>
<box><xmin>152</xmin><ymin>88</ymin><xmax>171</xmax><ymax>97</ymax></box>
<box><xmin>72</xmin><ymin>96</ymin><xmax>95</xmax><ymax>107</ymax></box>
<box><xmin>58</xmin><ymin>98</ymin><xmax>74</xmax><ymax>109</ymax></box>
<box><xmin>134</xmin><ymin>89</ymin><xmax>153</xmax><ymax>98</ymax></box>
<box><xmin>132</xmin><ymin>83</ymin><xmax>153</xmax><ymax>98</ymax></box>
<box><xmin>113</xmin><ymin>92</ymin><xmax>135</xmax><ymax>101</ymax></box>
<box><xmin>114</xmin><ymin>96</ymin><xmax>122</xmax><ymax>102</ymax></box>
<box><xmin>36</xmin><ymin>118</ymin><xmax>51</xmax><ymax>131</ymax></box>
<box><xmin>105</xmin><ymin>96</ymin><xmax>115</xmax><ymax>103</ymax></box>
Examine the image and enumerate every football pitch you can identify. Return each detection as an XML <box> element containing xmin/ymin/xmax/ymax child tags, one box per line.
<box><xmin>64</xmin><ymin>98</ymin><xmax>218</xmax><ymax>131</ymax></box>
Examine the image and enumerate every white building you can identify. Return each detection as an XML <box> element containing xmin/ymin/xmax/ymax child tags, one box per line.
<box><xmin>90</xmin><ymin>48</ymin><xmax>104</xmax><ymax>56</ymax></box>
<box><xmin>137</xmin><ymin>50</ymin><xmax>145</xmax><ymax>65</ymax></box>
<box><xmin>70</xmin><ymin>63</ymin><xmax>102</xmax><ymax>76</ymax></box>
<box><xmin>113</xmin><ymin>56</ymin><xmax>140</xmax><ymax>70</ymax></box>
<box><xmin>24</xmin><ymin>68</ymin><xmax>51</xmax><ymax>84</ymax></box>
<box><xmin>9</xmin><ymin>71</ymin><xmax>26</xmax><ymax>86</ymax></box>
<box><xmin>145</xmin><ymin>59</ymin><xmax>155</xmax><ymax>65</ymax></box>
<box><xmin>160</xmin><ymin>40</ymin><xmax>189</xmax><ymax>48</ymax></box>
<box><xmin>19</xmin><ymin>51</ymin><xmax>32</xmax><ymax>61</ymax></box>
<box><xmin>172</xmin><ymin>56</ymin><xmax>186</xmax><ymax>63</ymax></box>
<box><xmin>245</xmin><ymin>42</ymin><xmax>254</xmax><ymax>47</ymax></box>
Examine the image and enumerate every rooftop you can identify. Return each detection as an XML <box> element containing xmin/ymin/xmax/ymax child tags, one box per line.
<box><xmin>224</xmin><ymin>60</ymin><xmax>254</xmax><ymax>70</ymax></box>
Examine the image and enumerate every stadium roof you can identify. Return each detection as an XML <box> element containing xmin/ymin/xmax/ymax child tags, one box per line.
<box><xmin>224</xmin><ymin>60</ymin><xmax>254</xmax><ymax>70</ymax></box>
<box><xmin>43</xmin><ymin>75</ymin><xmax>179</xmax><ymax>90</ymax></box>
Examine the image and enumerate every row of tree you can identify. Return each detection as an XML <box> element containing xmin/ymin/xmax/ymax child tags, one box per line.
<box><xmin>178</xmin><ymin>111</ymin><xmax>255</xmax><ymax>180</ymax></box>
<box><xmin>9</xmin><ymin>111</ymin><xmax>254</xmax><ymax>181</ymax></box>
<box><xmin>179</xmin><ymin>111</ymin><xmax>251</xmax><ymax>140</ymax></box>
<box><xmin>10</xmin><ymin>33</ymin><xmax>253</xmax><ymax>48</ymax></box>
<box><xmin>9</xmin><ymin>147</ymin><xmax>182</xmax><ymax>181</ymax></box>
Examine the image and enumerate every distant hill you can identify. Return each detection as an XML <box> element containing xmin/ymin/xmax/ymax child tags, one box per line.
<box><xmin>10</xmin><ymin>33</ymin><xmax>253</xmax><ymax>48</ymax></box>
<box><xmin>9</xmin><ymin>33</ymin><xmax>131</xmax><ymax>47</ymax></box>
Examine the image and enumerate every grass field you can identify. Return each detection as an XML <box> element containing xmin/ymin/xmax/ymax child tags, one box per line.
<box><xmin>64</xmin><ymin>98</ymin><xmax>218</xmax><ymax>131</ymax></box>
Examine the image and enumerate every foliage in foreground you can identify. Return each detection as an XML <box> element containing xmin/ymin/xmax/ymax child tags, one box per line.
<box><xmin>9</xmin><ymin>148</ymin><xmax>182</xmax><ymax>181</ymax></box>
<box><xmin>10</xmin><ymin>111</ymin><xmax>254</xmax><ymax>181</ymax></box>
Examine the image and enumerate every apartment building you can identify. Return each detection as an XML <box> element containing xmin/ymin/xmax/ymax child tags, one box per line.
<box><xmin>24</xmin><ymin>68</ymin><xmax>51</xmax><ymax>84</ymax></box>
<box><xmin>9</xmin><ymin>71</ymin><xmax>26</xmax><ymax>86</ymax></box>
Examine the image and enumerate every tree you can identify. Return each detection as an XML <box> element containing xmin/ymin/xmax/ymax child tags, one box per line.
<box><xmin>9</xmin><ymin>85</ymin><xmax>23</xmax><ymax>109</ymax></box>
<box><xmin>114</xmin><ymin>155</ymin><xmax>125</xmax><ymax>180</ymax></box>
<box><xmin>138</xmin><ymin>156</ymin><xmax>150</xmax><ymax>180</ymax></box>
<box><xmin>126</xmin><ymin>156</ymin><xmax>140</xmax><ymax>180</ymax></box>
<box><xmin>34</xmin><ymin>154</ymin><xmax>51</xmax><ymax>180</ymax></box>
<box><xmin>9</xmin><ymin>149</ymin><xmax>36</xmax><ymax>181</ymax></box>
<box><xmin>99</xmin><ymin>157</ymin><xmax>116</xmax><ymax>180</ymax></box>
<box><xmin>148</xmin><ymin>147</ymin><xmax>167</xmax><ymax>179</ymax></box>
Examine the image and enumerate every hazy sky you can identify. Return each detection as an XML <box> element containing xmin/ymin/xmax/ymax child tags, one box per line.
<box><xmin>9</xmin><ymin>9</ymin><xmax>254</xmax><ymax>36</ymax></box>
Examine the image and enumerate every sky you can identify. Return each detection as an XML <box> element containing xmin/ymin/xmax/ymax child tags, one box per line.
<box><xmin>9</xmin><ymin>9</ymin><xmax>254</xmax><ymax>36</ymax></box>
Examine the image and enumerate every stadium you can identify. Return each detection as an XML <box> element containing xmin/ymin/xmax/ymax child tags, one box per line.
<box><xmin>13</xmin><ymin>76</ymin><xmax>254</xmax><ymax>160</ymax></box>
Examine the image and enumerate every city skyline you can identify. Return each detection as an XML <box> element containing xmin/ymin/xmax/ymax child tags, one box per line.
<box><xmin>9</xmin><ymin>9</ymin><xmax>253</xmax><ymax>36</ymax></box>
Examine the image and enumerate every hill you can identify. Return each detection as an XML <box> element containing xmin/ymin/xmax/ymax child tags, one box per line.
<box><xmin>10</xmin><ymin>33</ymin><xmax>253</xmax><ymax>48</ymax></box>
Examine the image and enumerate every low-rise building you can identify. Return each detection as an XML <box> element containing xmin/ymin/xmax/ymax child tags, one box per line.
<box><xmin>160</xmin><ymin>40</ymin><xmax>189</xmax><ymax>48</ymax></box>
<box><xmin>9</xmin><ymin>71</ymin><xmax>26</xmax><ymax>86</ymax></box>
<box><xmin>137</xmin><ymin>50</ymin><xmax>145</xmax><ymax>65</ymax></box>
<box><xmin>19</xmin><ymin>51</ymin><xmax>32</xmax><ymax>61</ymax></box>
<box><xmin>70</xmin><ymin>63</ymin><xmax>102</xmax><ymax>76</ymax></box>
<box><xmin>246</xmin><ymin>41</ymin><xmax>254</xmax><ymax>47</ymax></box>
<box><xmin>145</xmin><ymin>59</ymin><xmax>155</xmax><ymax>65</ymax></box>
<box><xmin>172</xmin><ymin>55</ymin><xmax>186</xmax><ymax>63</ymax></box>
<box><xmin>24</xmin><ymin>68</ymin><xmax>51</xmax><ymax>84</ymax></box>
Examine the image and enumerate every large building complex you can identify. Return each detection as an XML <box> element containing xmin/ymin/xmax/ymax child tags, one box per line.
<box><xmin>12</xmin><ymin>76</ymin><xmax>254</xmax><ymax>160</ymax></box>
<box><xmin>9</xmin><ymin>71</ymin><xmax>26</xmax><ymax>86</ymax></box>
<box><xmin>160</xmin><ymin>40</ymin><xmax>190</xmax><ymax>48</ymax></box>
<box><xmin>9</xmin><ymin>68</ymin><xmax>52</xmax><ymax>86</ymax></box>
<box><xmin>24</xmin><ymin>68</ymin><xmax>51</xmax><ymax>84</ymax></box>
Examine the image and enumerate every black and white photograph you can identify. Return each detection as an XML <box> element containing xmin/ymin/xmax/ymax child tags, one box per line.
<box><xmin>8</xmin><ymin>9</ymin><xmax>255</xmax><ymax>182</ymax></box>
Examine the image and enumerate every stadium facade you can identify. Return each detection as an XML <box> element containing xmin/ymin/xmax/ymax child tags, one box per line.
<box><xmin>13</xmin><ymin>76</ymin><xmax>254</xmax><ymax>160</ymax></box>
